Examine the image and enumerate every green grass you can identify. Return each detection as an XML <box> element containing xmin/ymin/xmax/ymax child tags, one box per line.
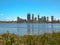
<box><xmin>0</xmin><ymin>32</ymin><xmax>60</xmax><ymax>45</ymax></box>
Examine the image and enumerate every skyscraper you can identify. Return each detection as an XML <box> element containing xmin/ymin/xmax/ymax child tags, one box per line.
<box><xmin>32</xmin><ymin>14</ymin><xmax>34</xmax><ymax>35</ymax></box>
<box><xmin>41</xmin><ymin>17</ymin><xmax>44</xmax><ymax>23</ymax></box>
<box><xmin>43</xmin><ymin>16</ymin><xmax>46</xmax><ymax>22</ymax></box>
<box><xmin>47</xmin><ymin>16</ymin><xmax>49</xmax><ymax>23</ymax></box>
<box><xmin>27</xmin><ymin>13</ymin><xmax>30</xmax><ymax>23</ymax></box>
<box><xmin>51</xmin><ymin>16</ymin><xmax>54</xmax><ymax>23</ymax></box>
<box><xmin>27</xmin><ymin>13</ymin><xmax>31</xmax><ymax>35</ymax></box>
<box><xmin>38</xmin><ymin>15</ymin><xmax>40</xmax><ymax>22</ymax></box>
<box><xmin>32</xmin><ymin>14</ymin><xmax>34</xmax><ymax>23</ymax></box>
<box><xmin>35</xmin><ymin>17</ymin><xmax>37</xmax><ymax>21</ymax></box>
<box><xmin>17</xmin><ymin>17</ymin><xmax>20</xmax><ymax>23</ymax></box>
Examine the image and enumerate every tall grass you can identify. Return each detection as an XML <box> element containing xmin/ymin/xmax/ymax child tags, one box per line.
<box><xmin>0</xmin><ymin>32</ymin><xmax>60</xmax><ymax>45</ymax></box>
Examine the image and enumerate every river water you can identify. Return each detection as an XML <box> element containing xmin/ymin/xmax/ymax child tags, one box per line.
<box><xmin>0</xmin><ymin>23</ymin><xmax>60</xmax><ymax>35</ymax></box>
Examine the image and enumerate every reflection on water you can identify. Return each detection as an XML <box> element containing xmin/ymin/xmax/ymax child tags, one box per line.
<box><xmin>0</xmin><ymin>23</ymin><xmax>60</xmax><ymax>35</ymax></box>
<box><xmin>51</xmin><ymin>24</ymin><xmax>54</xmax><ymax>32</ymax></box>
<box><xmin>32</xmin><ymin>24</ymin><xmax>34</xmax><ymax>35</ymax></box>
<box><xmin>27</xmin><ymin>23</ymin><xmax>30</xmax><ymax>35</ymax></box>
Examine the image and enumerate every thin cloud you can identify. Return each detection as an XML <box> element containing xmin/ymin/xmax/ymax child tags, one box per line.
<box><xmin>6</xmin><ymin>17</ymin><xmax>17</xmax><ymax>21</ymax></box>
<box><xmin>0</xmin><ymin>13</ymin><xmax>4</xmax><ymax>16</ymax></box>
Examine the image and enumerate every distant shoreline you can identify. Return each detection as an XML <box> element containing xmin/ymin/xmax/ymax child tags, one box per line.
<box><xmin>0</xmin><ymin>22</ymin><xmax>60</xmax><ymax>24</ymax></box>
<box><xmin>0</xmin><ymin>21</ymin><xmax>60</xmax><ymax>24</ymax></box>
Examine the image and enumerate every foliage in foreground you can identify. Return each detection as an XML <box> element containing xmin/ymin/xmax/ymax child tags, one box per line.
<box><xmin>0</xmin><ymin>32</ymin><xmax>60</xmax><ymax>45</ymax></box>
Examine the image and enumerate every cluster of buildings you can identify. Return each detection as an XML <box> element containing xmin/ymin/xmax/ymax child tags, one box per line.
<box><xmin>17</xmin><ymin>13</ymin><xmax>60</xmax><ymax>23</ymax></box>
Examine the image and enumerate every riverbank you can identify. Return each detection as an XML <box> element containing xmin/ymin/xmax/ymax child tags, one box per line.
<box><xmin>1</xmin><ymin>22</ymin><xmax>60</xmax><ymax>24</ymax></box>
<box><xmin>0</xmin><ymin>32</ymin><xmax>60</xmax><ymax>45</ymax></box>
<box><xmin>0</xmin><ymin>21</ymin><xmax>60</xmax><ymax>24</ymax></box>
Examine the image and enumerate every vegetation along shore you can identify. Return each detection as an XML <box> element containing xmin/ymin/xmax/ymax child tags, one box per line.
<box><xmin>0</xmin><ymin>32</ymin><xmax>60</xmax><ymax>45</ymax></box>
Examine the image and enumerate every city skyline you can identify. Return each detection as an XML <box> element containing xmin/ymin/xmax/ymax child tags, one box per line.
<box><xmin>17</xmin><ymin>14</ymin><xmax>60</xmax><ymax>23</ymax></box>
<box><xmin>0</xmin><ymin>0</ymin><xmax>60</xmax><ymax>21</ymax></box>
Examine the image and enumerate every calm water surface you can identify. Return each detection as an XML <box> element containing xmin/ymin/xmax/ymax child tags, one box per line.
<box><xmin>0</xmin><ymin>23</ymin><xmax>60</xmax><ymax>35</ymax></box>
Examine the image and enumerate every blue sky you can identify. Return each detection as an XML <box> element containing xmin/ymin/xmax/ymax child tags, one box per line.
<box><xmin>0</xmin><ymin>0</ymin><xmax>60</xmax><ymax>21</ymax></box>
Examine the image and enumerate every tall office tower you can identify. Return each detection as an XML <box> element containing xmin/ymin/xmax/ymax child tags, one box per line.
<box><xmin>47</xmin><ymin>16</ymin><xmax>49</xmax><ymax>23</ymax></box>
<box><xmin>38</xmin><ymin>15</ymin><xmax>40</xmax><ymax>23</ymax></box>
<box><xmin>27</xmin><ymin>13</ymin><xmax>30</xmax><ymax>23</ymax></box>
<box><xmin>27</xmin><ymin>13</ymin><xmax>31</xmax><ymax>35</ymax></box>
<box><xmin>43</xmin><ymin>16</ymin><xmax>46</xmax><ymax>22</ymax></box>
<box><xmin>38</xmin><ymin>14</ymin><xmax>40</xmax><ymax>35</ymax></box>
<box><xmin>51</xmin><ymin>16</ymin><xmax>54</xmax><ymax>23</ymax></box>
<box><xmin>41</xmin><ymin>17</ymin><xmax>44</xmax><ymax>23</ymax></box>
<box><xmin>32</xmin><ymin>14</ymin><xmax>34</xmax><ymax>23</ymax></box>
<box><xmin>35</xmin><ymin>17</ymin><xmax>37</xmax><ymax>21</ymax></box>
<box><xmin>17</xmin><ymin>17</ymin><xmax>20</xmax><ymax>23</ymax></box>
<box><xmin>32</xmin><ymin>14</ymin><xmax>34</xmax><ymax>35</ymax></box>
